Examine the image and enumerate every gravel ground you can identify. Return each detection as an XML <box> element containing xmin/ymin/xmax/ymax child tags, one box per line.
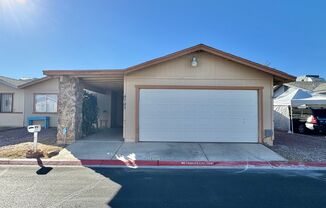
<box><xmin>270</xmin><ymin>131</ymin><xmax>326</xmax><ymax>162</ymax></box>
<box><xmin>0</xmin><ymin>128</ymin><xmax>57</xmax><ymax>147</ymax></box>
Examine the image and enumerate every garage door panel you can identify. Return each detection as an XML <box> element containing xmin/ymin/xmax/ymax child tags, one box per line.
<box><xmin>139</xmin><ymin>89</ymin><xmax>258</xmax><ymax>142</ymax></box>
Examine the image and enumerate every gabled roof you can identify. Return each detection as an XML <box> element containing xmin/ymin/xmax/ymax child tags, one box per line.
<box><xmin>0</xmin><ymin>76</ymin><xmax>32</xmax><ymax>88</ymax></box>
<box><xmin>43</xmin><ymin>44</ymin><xmax>295</xmax><ymax>83</ymax></box>
<box><xmin>0</xmin><ymin>76</ymin><xmax>55</xmax><ymax>89</ymax></box>
<box><xmin>124</xmin><ymin>44</ymin><xmax>296</xmax><ymax>83</ymax></box>
<box><xmin>18</xmin><ymin>76</ymin><xmax>54</xmax><ymax>89</ymax></box>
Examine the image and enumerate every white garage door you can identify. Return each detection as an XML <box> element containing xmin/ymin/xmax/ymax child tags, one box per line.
<box><xmin>139</xmin><ymin>89</ymin><xmax>259</xmax><ymax>142</ymax></box>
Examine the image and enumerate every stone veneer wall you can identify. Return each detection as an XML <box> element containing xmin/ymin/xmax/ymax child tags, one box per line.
<box><xmin>57</xmin><ymin>76</ymin><xmax>84</xmax><ymax>144</ymax></box>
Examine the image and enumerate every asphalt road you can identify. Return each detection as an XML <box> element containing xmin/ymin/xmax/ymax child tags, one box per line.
<box><xmin>0</xmin><ymin>166</ymin><xmax>326</xmax><ymax>208</ymax></box>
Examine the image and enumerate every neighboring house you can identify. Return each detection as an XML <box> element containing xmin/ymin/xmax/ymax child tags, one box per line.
<box><xmin>43</xmin><ymin>44</ymin><xmax>295</xmax><ymax>145</ymax></box>
<box><xmin>0</xmin><ymin>76</ymin><xmax>31</xmax><ymax>127</ymax></box>
<box><xmin>0</xmin><ymin>75</ymin><xmax>116</xmax><ymax>129</ymax></box>
<box><xmin>274</xmin><ymin>75</ymin><xmax>326</xmax><ymax>97</ymax></box>
<box><xmin>273</xmin><ymin>75</ymin><xmax>326</xmax><ymax>131</ymax></box>
<box><xmin>19</xmin><ymin>77</ymin><xmax>60</xmax><ymax>127</ymax></box>
<box><xmin>0</xmin><ymin>76</ymin><xmax>60</xmax><ymax>128</ymax></box>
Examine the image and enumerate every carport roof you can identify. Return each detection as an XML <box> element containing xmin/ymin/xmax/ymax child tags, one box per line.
<box><xmin>43</xmin><ymin>44</ymin><xmax>295</xmax><ymax>84</ymax></box>
<box><xmin>43</xmin><ymin>69</ymin><xmax>124</xmax><ymax>77</ymax></box>
<box><xmin>43</xmin><ymin>70</ymin><xmax>125</xmax><ymax>92</ymax></box>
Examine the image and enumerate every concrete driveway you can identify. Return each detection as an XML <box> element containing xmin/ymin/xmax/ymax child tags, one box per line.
<box><xmin>54</xmin><ymin>140</ymin><xmax>285</xmax><ymax>162</ymax></box>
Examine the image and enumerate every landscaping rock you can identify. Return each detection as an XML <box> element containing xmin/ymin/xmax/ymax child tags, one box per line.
<box><xmin>47</xmin><ymin>150</ymin><xmax>60</xmax><ymax>158</ymax></box>
<box><xmin>0</xmin><ymin>128</ymin><xmax>57</xmax><ymax>148</ymax></box>
<box><xmin>26</xmin><ymin>150</ymin><xmax>44</xmax><ymax>158</ymax></box>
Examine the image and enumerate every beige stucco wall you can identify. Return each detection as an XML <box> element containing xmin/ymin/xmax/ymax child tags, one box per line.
<box><xmin>96</xmin><ymin>91</ymin><xmax>112</xmax><ymax>128</ymax></box>
<box><xmin>123</xmin><ymin>51</ymin><xmax>274</xmax><ymax>144</ymax></box>
<box><xmin>115</xmin><ymin>91</ymin><xmax>124</xmax><ymax>127</ymax></box>
<box><xmin>0</xmin><ymin>84</ymin><xmax>24</xmax><ymax>127</ymax></box>
<box><xmin>24</xmin><ymin>78</ymin><xmax>59</xmax><ymax>127</ymax></box>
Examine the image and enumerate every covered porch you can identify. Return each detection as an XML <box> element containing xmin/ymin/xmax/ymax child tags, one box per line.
<box><xmin>44</xmin><ymin>70</ymin><xmax>125</xmax><ymax>144</ymax></box>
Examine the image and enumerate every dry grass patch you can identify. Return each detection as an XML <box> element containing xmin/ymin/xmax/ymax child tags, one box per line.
<box><xmin>0</xmin><ymin>142</ymin><xmax>64</xmax><ymax>159</ymax></box>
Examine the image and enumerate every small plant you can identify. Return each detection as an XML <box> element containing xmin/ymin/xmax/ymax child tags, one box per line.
<box><xmin>82</xmin><ymin>91</ymin><xmax>99</xmax><ymax>136</ymax></box>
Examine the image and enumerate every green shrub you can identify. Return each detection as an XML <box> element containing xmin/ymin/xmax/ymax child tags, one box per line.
<box><xmin>82</xmin><ymin>91</ymin><xmax>98</xmax><ymax>136</ymax></box>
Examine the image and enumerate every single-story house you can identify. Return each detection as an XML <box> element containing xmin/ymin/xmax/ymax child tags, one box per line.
<box><xmin>43</xmin><ymin>44</ymin><xmax>295</xmax><ymax>145</ymax></box>
<box><xmin>0</xmin><ymin>76</ymin><xmax>113</xmax><ymax>129</ymax></box>
<box><xmin>0</xmin><ymin>76</ymin><xmax>59</xmax><ymax>127</ymax></box>
<box><xmin>0</xmin><ymin>76</ymin><xmax>30</xmax><ymax>127</ymax></box>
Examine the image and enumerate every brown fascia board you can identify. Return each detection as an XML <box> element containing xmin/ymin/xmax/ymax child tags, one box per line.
<box><xmin>124</xmin><ymin>44</ymin><xmax>296</xmax><ymax>82</ymax></box>
<box><xmin>43</xmin><ymin>69</ymin><xmax>124</xmax><ymax>77</ymax></box>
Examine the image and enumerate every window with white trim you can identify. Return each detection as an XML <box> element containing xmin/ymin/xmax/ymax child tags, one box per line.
<box><xmin>34</xmin><ymin>94</ymin><xmax>58</xmax><ymax>113</ymax></box>
<box><xmin>0</xmin><ymin>93</ymin><xmax>13</xmax><ymax>113</ymax></box>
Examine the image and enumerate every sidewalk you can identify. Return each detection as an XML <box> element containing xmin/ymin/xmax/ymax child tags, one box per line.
<box><xmin>50</xmin><ymin>140</ymin><xmax>285</xmax><ymax>162</ymax></box>
<box><xmin>1</xmin><ymin>140</ymin><xmax>326</xmax><ymax>169</ymax></box>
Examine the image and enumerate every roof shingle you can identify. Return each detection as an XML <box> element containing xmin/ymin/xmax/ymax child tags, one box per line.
<box><xmin>314</xmin><ymin>83</ymin><xmax>326</xmax><ymax>92</ymax></box>
<box><xmin>0</xmin><ymin>76</ymin><xmax>34</xmax><ymax>88</ymax></box>
<box><xmin>285</xmin><ymin>81</ymin><xmax>325</xmax><ymax>91</ymax></box>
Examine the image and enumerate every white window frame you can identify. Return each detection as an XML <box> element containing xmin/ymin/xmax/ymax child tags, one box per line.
<box><xmin>0</xmin><ymin>93</ymin><xmax>13</xmax><ymax>113</ymax></box>
<box><xmin>34</xmin><ymin>93</ymin><xmax>58</xmax><ymax>113</ymax></box>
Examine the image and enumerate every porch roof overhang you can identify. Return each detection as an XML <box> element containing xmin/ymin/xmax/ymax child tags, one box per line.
<box><xmin>43</xmin><ymin>70</ymin><xmax>124</xmax><ymax>92</ymax></box>
<box><xmin>43</xmin><ymin>69</ymin><xmax>124</xmax><ymax>77</ymax></box>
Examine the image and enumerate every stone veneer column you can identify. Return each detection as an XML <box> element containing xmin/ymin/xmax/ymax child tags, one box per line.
<box><xmin>56</xmin><ymin>76</ymin><xmax>84</xmax><ymax>144</ymax></box>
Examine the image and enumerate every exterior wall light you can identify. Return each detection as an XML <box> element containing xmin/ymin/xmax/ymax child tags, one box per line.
<box><xmin>191</xmin><ymin>56</ymin><xmax>198</xmax><ymax>67</ymax></box>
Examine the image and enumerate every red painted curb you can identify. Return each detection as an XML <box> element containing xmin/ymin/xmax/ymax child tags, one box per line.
<box><xmin>0</xmin><ymin>159</ymin><xmax>9</xmax><ymax>165</ymax></box>
<box><xmin>80</xmin><ymin>159</ymin><xmax>159</xmax><ymax>166</ymax></box>
<box><xmin>1</xmin><ymin>159</ymin><xmax>326</xmax><ymax>168</ymax></box>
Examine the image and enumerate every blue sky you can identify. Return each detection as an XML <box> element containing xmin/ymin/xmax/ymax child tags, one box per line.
<box><xmin>0</xmin><ymin>0</ymin><xmax>325</xmax><ymax>79</ymax></box>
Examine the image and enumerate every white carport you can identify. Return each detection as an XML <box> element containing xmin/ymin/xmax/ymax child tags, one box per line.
<box><xmin>274</xmin><ymin>88</ymin><xmax>326</xmax><ymax>132</ymax></box>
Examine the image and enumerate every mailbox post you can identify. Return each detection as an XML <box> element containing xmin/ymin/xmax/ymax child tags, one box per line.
<box><xmin>27</xmin><ymin>125</ymin><xmax>41</xmax><ymax>152</ymax></box>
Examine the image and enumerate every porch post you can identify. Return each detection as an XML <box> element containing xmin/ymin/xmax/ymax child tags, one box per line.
<box><xmin>56</xmin><ymin>76</ymin><xmax>84</xmax><ymax>144</ymax></box>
